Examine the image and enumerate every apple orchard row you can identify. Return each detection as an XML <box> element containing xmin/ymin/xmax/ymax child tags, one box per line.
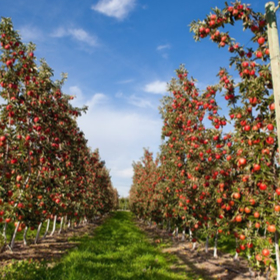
<box><xmin>0</xmin><ymin>17</ymin><xmax>118</xmax><ymax>248</ymax></box>
<box><xmin>130</xmin><ymin>1</ymin><xmax>280</xmax><ymax>276</ymax></box>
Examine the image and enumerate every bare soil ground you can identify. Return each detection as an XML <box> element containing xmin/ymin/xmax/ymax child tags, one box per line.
<box><xmin>0</xmin><ymin>217</ymin><xmax>106</xmax><ymax>267</ymax></box>
<box><xmin>136</xmin><ymin>220</ymin><xmax>271</xmax><ymax>280</ymax></box>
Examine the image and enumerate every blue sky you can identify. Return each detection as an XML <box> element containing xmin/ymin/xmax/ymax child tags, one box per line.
<box><xmin>1</xmin><ymin>0</ymin><xmax>278</xmax><ymax>197</ymax></box>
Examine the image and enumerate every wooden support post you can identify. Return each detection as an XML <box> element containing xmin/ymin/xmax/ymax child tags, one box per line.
<box><xmin>266</xmin><ymin>2</ymin><xmax>280</xmax><ymax>162</ymax></box>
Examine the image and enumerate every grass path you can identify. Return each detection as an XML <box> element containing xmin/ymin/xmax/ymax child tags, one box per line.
<box><xmin>1</xmin><ymin>212</ymin><xmax>192</xmax><ymax>280</ymax></box>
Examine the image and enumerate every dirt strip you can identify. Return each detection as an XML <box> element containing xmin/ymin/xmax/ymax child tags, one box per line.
<box><xmin>0</xmin><ymin>216</ymin><xmax>107</xmax><ymax>267</ymax></box>
<box><xmin>136</xmin><ymin>220</ymin><xmax>270</xmax><ymax>280</ymax></box>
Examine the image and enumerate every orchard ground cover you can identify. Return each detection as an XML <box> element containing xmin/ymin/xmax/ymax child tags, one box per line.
<box><xmin>137</xmin><ymin>220</ymin><xmax>268</xmax><ymax>280</ymax></box>
<box><xmin>0</xmin><ymin>216</ymin><xmax>105</xmax><ymax>264</ymax></box>
<box><xmin>0</xmin><ymin>215</ymin><xmax>106</xmax><ymax>279</ymax></box>
<box><xmin>0</xmin><ymin>211</ymin><xmax>206</xmax><ymax>280</ymax></box>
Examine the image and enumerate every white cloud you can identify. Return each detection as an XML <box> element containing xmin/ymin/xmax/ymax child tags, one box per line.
<box><xmin>157</xmin><ymin>44</ymin><xmax>170</xmax><ymax>51</ymax></box>
<box><xmin>51</xmin><ymin>27</ymin><xmax>98</xmax><ymax>47</ymax></box>
<box><xmin>69</xmin><ymin>86</ymin><xmax>84</xmax><ymax>98</ymax></box>
<box><xmin>51</xmin><ymin>27</ymin><xmax>67</xmax><ymax>38</ymax></box>
<box><xmin>75</xmin><ymin>95</ymin><xmax>162</xmax><ymax>197</ymax></box>
<box><xmin>128</xmin><ymin>95</ymin><xmax>154</xmax><ymax>108</ymax></box>
<box><xmin>91</xmin><ymin>0</ymin><xmax>136</xmax><ymax>20</ymax></box>
<box><xmin>113</xmin><ymin>167</ymin><xmax>133</xmax><ymax>178</ymax></box>
<box><xmin>144</xmin><ymin>80</ymin><xmax>167</xmax><ymax>94</ymax></box>
<box><xmin>19</xmin><ymin>26</ymin><xmax>43</xmax><ymax>42</ymax></box>
<box><xmin>69</xmin><ymin>86</ymin><xmax>85</xmax><ymax>107</ymax></box>
<box><xmin>68</xmin><ymin>29</ymin><xmax>97</xmax><ymax>46</ymax></box>
<box><xmin>69</xmin><ymin>87</ymin><xmax>107</xmax><ymax>109</ymax></box>
<box><xmin>86</xmin><ymin>93</ymin><xmax>108</xmax><ymax>108</ymax></box>
<box><xmin>156</xmin><ymin>44</ymin><xmax>170</xmax><ymax>59</ymax></box>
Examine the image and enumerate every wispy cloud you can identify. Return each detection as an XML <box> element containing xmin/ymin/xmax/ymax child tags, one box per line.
<box><xmin>69</xmin><ymin>87</ymin><xmax>107</xmax><ymax>109</ymax></box>
<box><xmin>91</xmin><ymin>0</ymin><xmax>136</xmax><ymax>20</ymax></box>
<box><xmin>156</xmin><ymin>44</ymin><xmax>170</xmax><ymax>51</ymax></box>
<box><xmin>144</xmin><ymin>80</ymin><xmax>167</xmax><ymax>94</ymax></box>
<box><xmin>68</xmin><ymin>29</ymin><xmax>97</xmax><ymax>46</ymax></box>
<box><xmin>128</xmin><ymin>94</ymin><xmax>154</xmax><ymax>108</ymax></box>
<box><xmin>76</xmin><ymin>101</ymin><xmax>161</xmax><ymax>196</ymax></box>
<box><xmin>19</xmin><ymin>25</ymin><xmax>43</xmax><ymax>42</ymax></box>
<box><xmin>156</xmin><ymin>44</ymin><xmax>171</xmax><ymax>59</ymax></box>
<box><xmin>113</xmin><ymin>167</ymin><xmax>133</xmax><ymax>178</ymax></box>
<box><xmin>51</xmin><ymin>27</ymin><xmax>98</xmax><ymax>47</ymax></box>
<box><xmin>69</xmin><ymin>85</ymin><xmax>83</xmax><ymax>98</ymax></box>
<box><xmin>51</xmin><ymin>27</ymin><xmax>67</xmax><ymax>38</ymax></box>
<box><xmin>69</xmin><ymin>86</ymin><xmax>85</xmax><ymax>107</ymax></box>
<box><xmin>86</xmin><ymin>93</ymin><xmax>108</xmax><ymax>109</ymax></box>
<box><xmin>114</xmin><ymin>89</ymin><xmax>155</xmax><ymax>109</ymax></box>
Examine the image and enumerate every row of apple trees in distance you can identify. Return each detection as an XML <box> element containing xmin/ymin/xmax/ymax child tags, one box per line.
<box><xmin>130</xmin><ymin>1</ymin><xmax>280</xmax><ymax>276</ymax></box>
<box><xmin>0</xmin><ymin>17</ymin><xmax>118</xmax><ymax>249</ymax></box>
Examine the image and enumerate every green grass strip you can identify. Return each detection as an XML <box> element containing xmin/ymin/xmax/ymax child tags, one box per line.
<box><xmin>1</xmin><ymin>212</ymin><xmax>196</xmax><ymax>280</ymax></box>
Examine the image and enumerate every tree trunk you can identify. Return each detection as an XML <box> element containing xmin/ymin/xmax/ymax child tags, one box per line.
<box><xmin>275</xmin><ymin>231</ymin><xmax>280</xmax><ymax>280</ymax></box>
<box><xmin>42</xmin><ymin>219</ymin><xmax>50</xmax><ymax>239</ymax></box>
<box><xmin>23</xmin><ymin>227</ymin><xmax>28</xmax><ymax>245</ymax></box>
<box><xmin>205</xmin><ymin>235</ymin><xmax>209</xmax><ymax>253</ymax></box>
<box><xmin>213</xmin><ymin>231</ymin><xmax>218</xmax><ymax>258</ymax></box>
<box><xmin>248</xmin><ymin>267</ymin><xmax>255</xmax><ymax>277</ymax></box>
<box><xmin>34</xmin><ymin>222</ymin><xmax>42</xmax><ymax>244</ymax></box>
<box><xmin>3</xmin><ymin>222</ymin><xmax>7</xmax><ymax>243</ymax></box>
<box><xmin>50</xmin><ymin>215</ymin><xmax>57</xmax><ymax>236</ymax></box>
<box><xmin>192</xmin><ymin>241</ymin><xmax>196</xmax><ymax>250</ymax></box>
<box><xmin>266</xmin><ymin>268</ymin><xmax>270</xmax><ymax>280</ymax></box>
<box><xmin>233</xmin><ymin>237</ymin><xmax>239</xmax><ymax>261</ymax></box>
<box><xmin>182</xmin><ymin>227</ymin><xmax>186</xmax><ymax>241</ymax></box>
<box><xmin>189</xmin><ymin>228</ymin><xmax>193</xmax><ymax>241</ymax></box>
<box><xmin>0</xmin><ymin>222</ymin><xmax>7</xmax><ymax>252</ymax></box>
<box><xmin>9</xmin><ymin>222</ymin><xmax>20</xmax><ymax>250</ymax></box>
<box><xmin>58</xmin><ymin>217</ymin><xmax>64</xmax><ymax>234</ymax></box>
